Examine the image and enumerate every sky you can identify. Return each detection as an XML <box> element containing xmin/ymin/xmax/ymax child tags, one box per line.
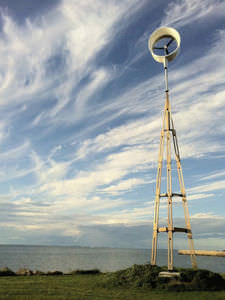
<box><xmin>0</xmin><ymin>0</ymin><xmax>224</xmax><ymax>253</ymax></box>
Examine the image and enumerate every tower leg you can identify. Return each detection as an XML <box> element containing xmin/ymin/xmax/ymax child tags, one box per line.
<box><xmin>183</xmin><ymin>198</ymin><xmax>198</xmax><ymax>269</ymax></box>
<box><xmin>171</xmin><ymin>120</ymin><xmax>198</xmax><ymax>269</ymax></box>
<box><xmin>151</xmin><ymin>107</ymin><xmax>166</xmax><ymax>266</ymax></box>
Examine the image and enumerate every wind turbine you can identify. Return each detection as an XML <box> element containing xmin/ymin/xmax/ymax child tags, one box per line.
<box><xmin>148</xmin><ymin>27</ymin><xmax>197</xmax><ymax>271</ymax></box>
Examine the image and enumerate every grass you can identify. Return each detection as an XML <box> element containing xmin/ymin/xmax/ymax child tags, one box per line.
<box><xmin>0</xmin><ymin>275</ymin><xmax>225</xmax><ymax>300</ymax></box>
<box><xmin>0</xmin><ymin>266</ymin><xmax>224</xmax><ymax>300</ymax></box>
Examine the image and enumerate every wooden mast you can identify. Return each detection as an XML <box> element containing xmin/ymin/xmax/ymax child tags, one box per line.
<box><xmin>151</xmin><ymin>56</ymin><xmax>197</xmax><ymax>271</ymax></box>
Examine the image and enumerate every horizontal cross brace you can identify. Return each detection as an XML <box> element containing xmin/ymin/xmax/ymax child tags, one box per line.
<box><xmin>159</xmin><ymin>193</ymin><xmax>185</xmax><ymax>198</ymax></box>
<box><xmin>178</xmin><ymin>250</ymin><xmax>225</xmax><ymax>257</ymax></box>
<box><xmin>158</xmin><ymin>227</ymin><xmax>191</xmax><ymax>233</ymax></box>
<box><xmin>163</xmin><ymin>129</ymin><xmax>175</xmax><ymax>132</ymax></box>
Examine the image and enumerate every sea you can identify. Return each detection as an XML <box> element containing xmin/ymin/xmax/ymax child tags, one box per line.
<box><xmin>0</xmin><ymin>245</ymin><xmax>224</xmax><ymax>273</ymax></box>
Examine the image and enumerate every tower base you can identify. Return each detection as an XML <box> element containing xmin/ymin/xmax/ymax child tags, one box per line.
<box><xmin>159</xmin><ymin>271</ymin><xmax>180</xmax><ymax>278</ymax></box>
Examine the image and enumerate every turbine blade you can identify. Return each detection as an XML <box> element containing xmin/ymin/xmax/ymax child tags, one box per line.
<box><xmin>167</xmin><ymin>38</ymin><xmax>174</xmax><ymax>47</ymax></box>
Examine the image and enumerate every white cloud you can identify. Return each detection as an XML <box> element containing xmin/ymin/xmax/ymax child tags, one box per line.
<box><xmin>199</xmin><ymin>170</ymin><xmax>225</xmax><ymax>182</ymax></box>
<box><xmin>0</xmin><ymin>0</ymin><xmax>146</xmax><ymax>119</ymax></box>
<box><xmin>76</xmin><ymin>117</ymin><xmax>160</xmax><ymax>159</ymax></box>
<box><xmin>0</xmin><ymin>140</ymin><xmax>30</xmax><ymax>161</ymax></box>
<box><xmin>74</xmin><ymin>28</ymin><xmax>225</xmax><ymax>164</ymax></box>
<box><xmin>73</xmin><ymin>68</ymin><xmax>112</xmax><ymax>121</ymax></box>
<box><xmin>187</xmin><ymin>193</ymin><xmax>214</xmax><ymax>201</ymax></box>
<box><xmin>0</xmin><ymin>13</ymin><xmax>55</xmax><ymax>105</ymax></box>
<box><xmin>101</xmin><ymin>177</ymin><xmax>150</xmax><ymax>195</ymax></box>
<box><xmin>188</xmin><ymin>179</ymin><xmax>225</xmax><ymax>194</ymax></box>
<box><xmin>0</xmin><ymin>141</ymin><xmax>35</xmax><ymax>182</ymax></box>
<box><xmin>192</xmin><ymin>212</ymin><xmax>225</xmax><ymax>220</ymax></box>
<box><xmin>36</xmin><ymin>144</ymin><xmax>156</xmax><ymax>202</ymax></box>
<box><xmin>31</xmin><ymin>151</ymin><xmax>69</xmax><ymax>185</ymax></box>
<box><xmin>161</xmin><ymin>0</ymin><xmax>225</xmax><ymax>28</ymax></box>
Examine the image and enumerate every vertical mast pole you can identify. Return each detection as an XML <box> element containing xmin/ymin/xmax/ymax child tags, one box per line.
<box><xmin>164</xmin><ymin>57</ymin><xmax>174</xmax><ymax>271</ymax></box>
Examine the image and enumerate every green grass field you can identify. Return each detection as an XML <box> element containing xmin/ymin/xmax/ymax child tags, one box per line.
<box><xmin>0</xmin><ymin>274</ymin><xmax>224</xmax><ymax>300</ymax></box>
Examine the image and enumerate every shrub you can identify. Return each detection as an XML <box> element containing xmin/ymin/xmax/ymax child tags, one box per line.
<box><xmin>102</xmin><ymin>264</ymin><xmax>225</xmax><ymax>291</ymax></box>
<box><xmin>16</xmin><ymin>268</ymin><xmax>33</xmax><ymax>276</ymax></box>
<box><xmin>179</xmin><ymin>268</ymin><xmax>196</xmax><ymax>282</ymax></box>
<box><xmin>0</xmin><ymin>267</ymin><xmax>15</xmax><ymax>276</ymax></box>
<box><xmin>71</xmin><ymin>269</ymin><xmax>101</xmax><ymax>275</ymax></box>
<box><xmin>46</xmin><ymin>271</ymin><xmax>63</xmax><ymax>275</ymax></box>
<box><xmin>191</xmin><ymin>269</ymin><xmax>225</xmax><ymax>290</ymax></box>
<box><xmin>102</xmin><ymin>264</ymin><xmax>164</xmax><ymax>288</ymax></box>
<box><xmin>33</xmin><ymin>270</ymin><xmax>46</xmax><ymax>275</ymax></box>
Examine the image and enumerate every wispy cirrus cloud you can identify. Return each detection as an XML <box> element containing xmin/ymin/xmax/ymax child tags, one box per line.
<box><xmin>189</xmin><ymin>179</ymin><xmax>225</xmax><ymax>194</ymax></box>
<box><xmin>199</xmin><ymin>170</ymin><xmax>225</xmax><ymax>182</ymax></box>
<box><xmin>0</xmin><ymin>0</ymin><xmax>146</xmax><ymax>118</ymax></box>
<box><xmin>39</xmin><ymin>145</ymin><xmax>155</xmax><ymax>199</ymax></box>
<box><xmin>160</xmin><ymin>0</ymin><xmax>225</xmax><ymax>27</ymax></box>
<box><xmin>100</xmin><ymin>177</ymin><xmax>151</xmax><ymax>196</ymax></box>
<box><xmin>73</xmin><ymin>26</ymin><xmax>225</xmax><ymax>163</ymax></box>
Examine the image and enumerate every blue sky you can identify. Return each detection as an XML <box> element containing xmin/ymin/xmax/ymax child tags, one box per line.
<box><xmin>0</xmin><ymin>0</ymin><xmax>224</xmax><ymax>251</ymax></box>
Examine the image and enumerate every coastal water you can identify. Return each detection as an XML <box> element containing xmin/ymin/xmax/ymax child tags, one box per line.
<box><xmin>0</xmin><ymin>245</ymin><xmax>224</xmax><ymax>273</ymax></box>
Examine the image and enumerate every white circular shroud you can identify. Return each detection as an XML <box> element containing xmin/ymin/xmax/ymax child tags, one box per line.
<box><xmin>148</xmin><ymin>27</ymin><xmax>181</xmax><ymax>63</ymax></box>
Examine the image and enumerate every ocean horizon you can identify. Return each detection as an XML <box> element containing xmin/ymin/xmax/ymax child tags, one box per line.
<box><xmin>0</xmin><ymin>245</ymin><xmax>224</xmax><ymax>274</ymax></box>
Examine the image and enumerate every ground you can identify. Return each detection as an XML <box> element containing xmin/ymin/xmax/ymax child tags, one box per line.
<box><xmin>0</xmin><ymin>274</ymin><xmax>224</xmax><ymax>300</ymax></box>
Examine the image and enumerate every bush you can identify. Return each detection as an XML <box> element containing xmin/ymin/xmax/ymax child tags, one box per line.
<box><xmin>46</xmin><ymin>271</ymin><xmax>63</xmax><ymax>276</ymax></box>
<box><xmin>71</xmin><ymin>269</ymin><xmax>101</xmax><ymax>275</ymax></box>
<box><xmin>191</xmin><ymin>269</ymin><xmax>225</xmax><ymax>290</ymax></box>
<box><xmin>33</xmin><ymin>270</ymin><xmax>46</xmax><ymax>275</ymax></box>
<box><xmin>16</xmin><ymin>268</ymin><xmax>33</xmax><ymax>276</ymax></box>
<box><xmin>102</xmin><ymin>264</ymin><xmax>165</xmax><ymax>288</ymax></box>
<box><xmin>102</xmin><ymin>264</ymin><xmax>225</xmax><ymax>291</ymax></box>
<box><xmin>0</xmin><ymin>267</ymin><xmax>15</xmax><ymax>276</ymax></box>
<box><xmin>179</xmin><ymin>268</ymin><xmax>196</xmax><ymax>282</ymax></box>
